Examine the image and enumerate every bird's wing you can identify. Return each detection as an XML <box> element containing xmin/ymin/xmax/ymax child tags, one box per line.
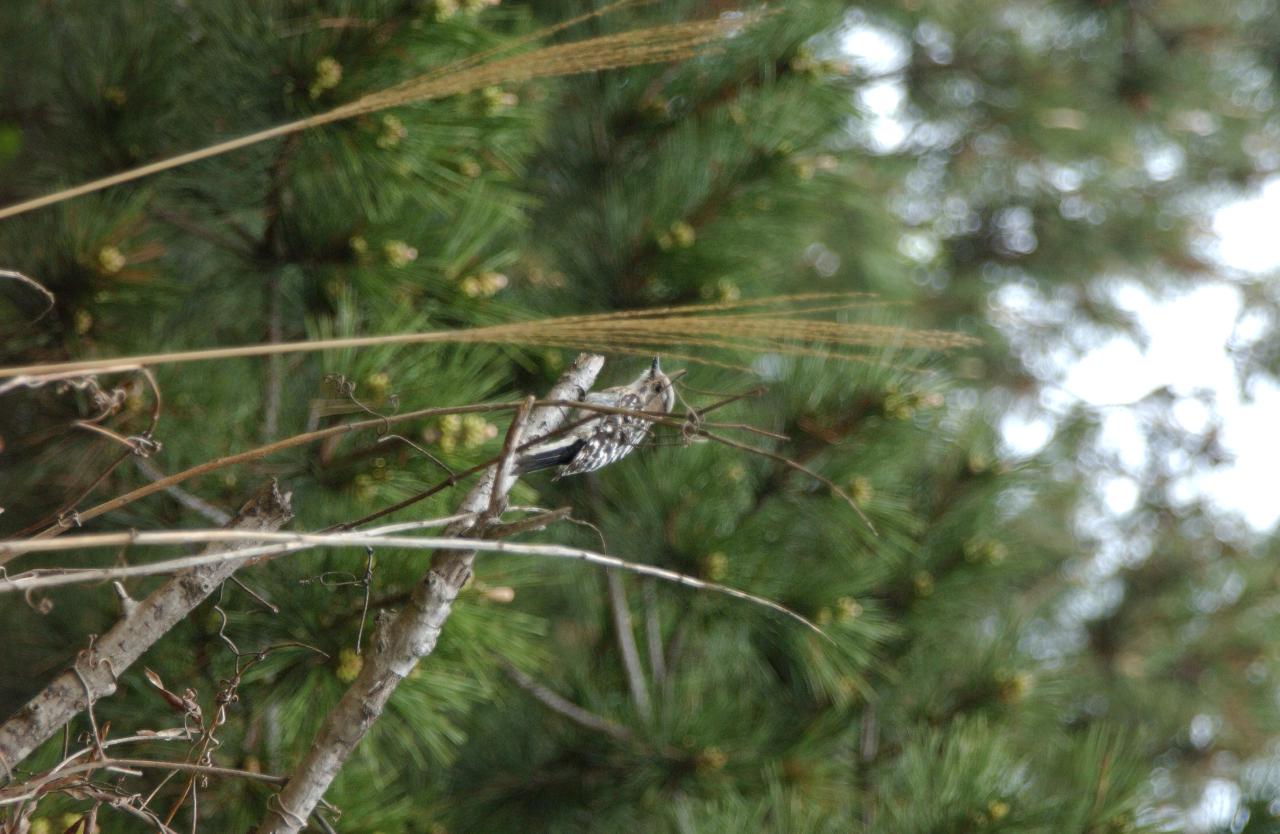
<box><xmin>557</xmin><ymin>390</ymin><xmax>646</xmax><ymax>478</ymax></box>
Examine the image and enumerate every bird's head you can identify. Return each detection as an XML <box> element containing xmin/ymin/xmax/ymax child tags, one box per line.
<box><xmin>631</xmin><ymin>356</ymin><xmax>678</xmax><ymax>413</ymax></box>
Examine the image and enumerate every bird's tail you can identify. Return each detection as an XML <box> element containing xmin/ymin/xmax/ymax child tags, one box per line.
<box><xmin>514</xmin><ymin>439</ymin><xmax>584</xmax><ymax>475</ymax></box>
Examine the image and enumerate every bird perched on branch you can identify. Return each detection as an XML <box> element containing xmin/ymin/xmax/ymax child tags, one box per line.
<box><xmin>516</xmin><ymin>357</ymin><xmax>677</xmax><ymax>478</ymax></box>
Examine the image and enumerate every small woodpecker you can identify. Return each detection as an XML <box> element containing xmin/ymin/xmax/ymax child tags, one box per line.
<box><xmin>516</xmin><ymin>357</ymin><xmax>677</xmax><ymax>478</ymax></box>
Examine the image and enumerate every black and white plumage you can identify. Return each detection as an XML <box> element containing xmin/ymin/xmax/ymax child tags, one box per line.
<box><xmin>516</xmin><ymin>357</ymin><xmax>676</xmax><ymax>479</ymax></box>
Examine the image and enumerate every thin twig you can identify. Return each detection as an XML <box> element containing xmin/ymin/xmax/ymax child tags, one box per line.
<box><xmin>0</xmin><ymin>756</ymin><xmax>301</xmax><ymax>806</ymax></box>
<box><xmin>699</xmin><ymin>420</ymin><xmax>789</xmax><ymax>441</ymax></box>
<box><xmin>376</xmin><ymin>432</ymin><xmax>454</xmax><ymax>478</ymax></box>
<box><xmin>135</xmin><ymin>458</ymin><xmax>232</xmax><ymax>525</ymax></box>
<box><xmin>0</xmin><ymin>527</ymin><xmax>827</xmax><ymax>639</ymax></box>
<box><xmin>229</xmin><ymin>575</ymin><xmax>279</xmax><ymax>613</ymax></box>
<box><xmin>488</xmin><ymin>396</ymin><xmax>534</xmax><ymax>522</ymax></box>
<box><xmin>71</xmin><ymin>660</ymin><xmax>106</xmax><ymax>762</ymax></box>
<box><xmin>9</xmin><ymin>400</ymin><xmax>526</xmax><ymax>551</ymax></box>
<box><xmin>4</xmin><ymin>727</ymin><xmax>193</xmax><ymax>822</ymax></box>
<box><xmin>73</xmin><ymin>419</ymin><xmax>160</xmax><ymax>455</ymax></box>
<box><xmin>1</xmin><ymin>514</ymin><xmax>484</xmax><ymax>568</ymax></box>
<box><xmin>484</xmin><ymin>506</ymin><xmax>573</xmax><ymax>539</ymax></box>
<box><xmin>0</xmin><ymin>269</ymin><xmax>56</xmax><ymax>321</ymax></box>
<box><xmin>697</xmin><ymin>427</ymin><xmax>877</xmax><ymax>535</ymax></box>
<box><xmin>10</xmin><ymin>367</ymin><xmax>164</xmax><ymax>538</ymax></box>
<box><xmin>55</xmin><ymin>784</ymin><xmax>179</xmax><ymax>833</ymax></box>
<box><xmin>326</xmin><ymin>373</ymin><xmax>455</xmax><ymax>478</ymax></box>
<box><xmin>354</xmin><ymin>548</ymin><xmax>374</xmax><ymax>655</ymax></box>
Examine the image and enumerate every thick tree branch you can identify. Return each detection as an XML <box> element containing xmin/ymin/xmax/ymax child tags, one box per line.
<box><xmin>0</xmin><ymin>481</ymin><xmax>293</xmax><ymax>773</ymax></box>
<box><xmin>254</xmin><ymin>353</ymin><xmax>605</xmax><ymax>834</ymax></box>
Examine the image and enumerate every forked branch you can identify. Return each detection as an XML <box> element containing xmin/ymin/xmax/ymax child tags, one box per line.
<box><xmin>0</xmin><ymin>481</ymin><xmax>293</xmax><ymax>774</ymax></box>
<box><xmin>252</xmin><ymin>353</ymin><xmax>604</xmax><ymax>834</ymax></box>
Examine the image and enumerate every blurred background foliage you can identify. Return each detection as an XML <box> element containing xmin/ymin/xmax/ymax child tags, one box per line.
<box><xmin>1</xmin><ymin>0</ymin><xmax>1278</xmax><ymax>831</ymax></box>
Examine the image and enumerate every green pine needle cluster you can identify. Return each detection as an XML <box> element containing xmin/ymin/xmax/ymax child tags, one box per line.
<box><xmin>3</xmin><ymin>0</ymin><xmax>1279</xmax><ymax>832</ymax></box>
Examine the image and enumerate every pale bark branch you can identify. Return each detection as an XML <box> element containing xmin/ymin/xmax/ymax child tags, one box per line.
<box><xmin>501</xmin><ymin>662</ymin><xmax>632</xmax><ymax>742</ymax></box>
<box><xmin>0</xmin><ymin>481</ymin><xmax>293</xmax><ymax>773</ymax></box>
<box><xmin>606</xmin><ymin>572</ymin><xmax>652</xmax><ymax>722</ymax></box>
<box><xmin>489</xmin><ymin>396</ymin><xmax>534</xmax><ymax>520</ymax></box>
<box><xmin>134</xmin><ymin>457</ymin><xmax>232</xmax><ymax>525</ymax></box>
<box><xmin>643</xmin><ymin>579</ymin><xmax>668</xmax><ymax>689</ymax></box>
<box><xmin>253</xmin><ymin>353</ymin><xmax>606</xmax><ymax>834</ymax></box>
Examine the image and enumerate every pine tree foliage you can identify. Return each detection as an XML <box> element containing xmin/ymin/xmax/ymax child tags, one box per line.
<box><xmin>1</xmin><ymin>0</ymin><xmax>1278</xmax><ymax>832</ymax></box>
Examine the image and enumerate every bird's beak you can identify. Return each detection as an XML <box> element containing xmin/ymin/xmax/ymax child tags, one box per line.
<box><xmin>667</xmin><ymin>368</ymin><xmax>688</xmax><ymax>382</ymax></box>
<box><xmin>650</xmin><ymin>356</ymin><xmax>661</xmax><ymax>376</ymax></box>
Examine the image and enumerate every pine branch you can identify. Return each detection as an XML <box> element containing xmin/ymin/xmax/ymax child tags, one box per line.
<box><xmin>148</xmin><ymin>207</ymin><xmax>257</xmax><ymax>258</ymax></box>
<box><xmin>501</xmin><ymin>661</ymin><xmax>633</xmax><ymax>743</ymax></box>
<box><xmin>643</xmin><ymin>579</ymin><xmax>668</xmax><ymax>689</ymax></box>
<box><xmin>252</xmin><ymin>353</ymin><xmax>605</xmax><ymax>834</ymax></box>
<box><xmin>0</xmin><ymin>480</ymin><xmax>293</xmax><ymax>774</ymax></box>
<box><xmin>134</xmin><ymin>457</ymin><xmax>232</xmax><ymax>525</ymax></box>
<box><xmin>606</xmin><ymin>571</ymin><xmax>653</xmax><ymax>722</ymax></box>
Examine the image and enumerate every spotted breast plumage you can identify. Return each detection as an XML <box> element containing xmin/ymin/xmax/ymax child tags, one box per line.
<box><xmin>515</xmin><ymin>358</ymin><xmax>676</xmax><ymax>479</ymax></box>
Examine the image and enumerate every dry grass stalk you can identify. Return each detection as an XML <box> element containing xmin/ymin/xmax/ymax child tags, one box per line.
<box><xmin>0</xmin><ymin>9</ymin><xmax>749</xmax><ymax>221</ymax></box>
<box><xmin>0</xmin><ymin>293</ymin><xmax>977</xmax><ymax>380</ymax></box>
<box><xmin>0</xmin><ymin>526</ymin><xmax>824</xmax><ymax>637</ymax></box>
